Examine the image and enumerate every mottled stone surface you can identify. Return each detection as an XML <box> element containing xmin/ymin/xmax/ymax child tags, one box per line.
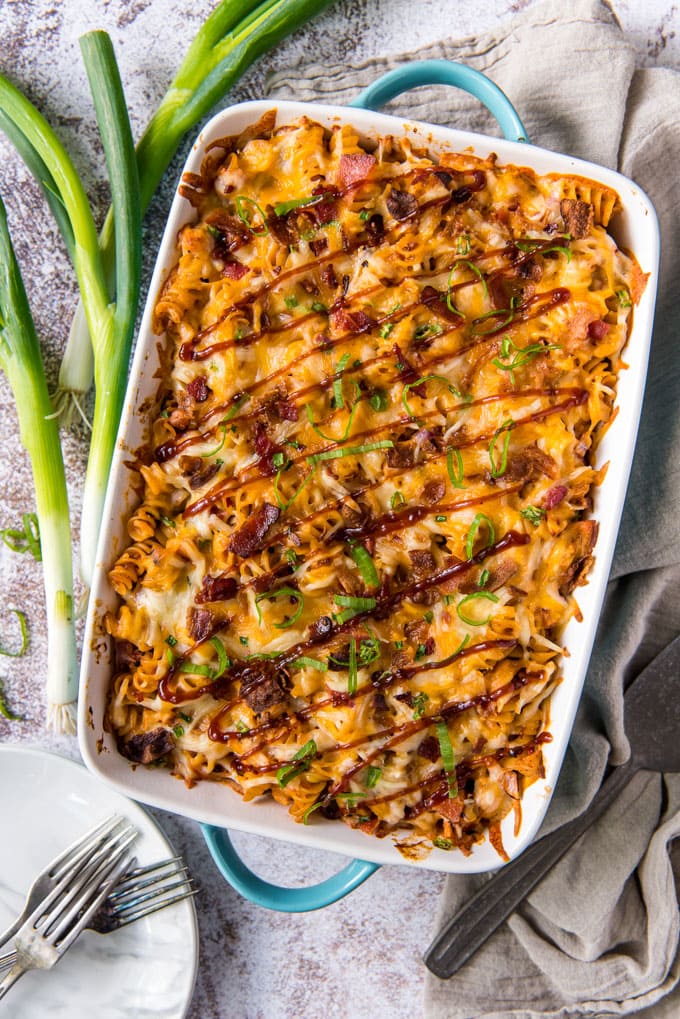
<box><xmin>0</xmin><ymin>2</ymin><xmax>676</xmax><ymax>1016</ymax></box>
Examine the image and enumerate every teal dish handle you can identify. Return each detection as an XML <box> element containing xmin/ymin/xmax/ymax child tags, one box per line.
<box><xmin>349</xmin><ymin>59</ymin><xmax>528</xmax><ymax>143</ymax></box>
<box><xmin>201</xmin><ymin>824</ymin><xmax>379</xmax><ymax>912</ymax></box>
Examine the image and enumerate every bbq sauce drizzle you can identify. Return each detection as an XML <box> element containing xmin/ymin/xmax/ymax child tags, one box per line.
<box><xmin>120</xmin><ymin>130</ymin><xmax>615</xmax><ymax>846</ymax></box>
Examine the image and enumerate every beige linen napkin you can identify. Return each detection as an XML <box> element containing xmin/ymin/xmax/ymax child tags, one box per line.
<box><xmin>265</xmin><ymin>1</ymin><xmax>680</xmax><ymax>1015</ymax></box>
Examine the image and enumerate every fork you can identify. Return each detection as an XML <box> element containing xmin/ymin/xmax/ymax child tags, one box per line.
<box><xmin>0</xmin><ymin>813</ymin><xmax>128</xmax><ymax>949</ymax></box>
<box><xmin>0</xmin><ymin>817</ymin><xmax>137</xmax><ymax>999</ymax></box>
<box><xmin>0</xmin><ymin>856</ymin><xmax>197</xmax><ymax>971</ymax></box>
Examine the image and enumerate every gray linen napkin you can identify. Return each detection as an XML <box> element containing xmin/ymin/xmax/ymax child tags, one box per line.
<box><xmin>265</xmin><ymin>1</ymin><xmax>680</xmax><ymax>1015</ymax></box>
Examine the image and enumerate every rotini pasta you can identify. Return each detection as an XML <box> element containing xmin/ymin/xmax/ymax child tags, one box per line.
<box><xmin>106</xmin><ymin>112</ymin><xmax>646</xmax><ymax>860</ymax></box>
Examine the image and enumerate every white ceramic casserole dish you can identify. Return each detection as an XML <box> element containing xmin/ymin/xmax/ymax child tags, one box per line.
<box><xmin>79</xmin><ymin>61</ymin><xmax>659</xmax><ymax>908</ymax></box>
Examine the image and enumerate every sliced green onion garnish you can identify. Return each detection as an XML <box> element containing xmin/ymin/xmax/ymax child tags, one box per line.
<box><xmin>200</xmin><ymin>423</ymin><xmax>228</xmax><ymax>459</ymax></box>
<box><xmin>332</xmin><ymin>352</ymin><xmax>351</xmax><ymax>410</ymax></box>
<box><xmin>0</xmin><ymin>513</ymin><xmax>41</xmax><ymax>560</ymax></box>
<box><xmin>436</xmin><ymin>719</ymin><xmax>458</xmax><ymax>797</ymax></box>
<box><xmin>335</xmin><ymin>792</ymin><xmax>367</xmax><ymax>803</ymax></box>
<box><xmin>276</xmin><ymin>739</ymin><xmax>317</xmax><ymax>787</ymax></box>
<box><xmin>302</xmin><ymin>800</ymin><xmax>323</xmax><ymax>824</ymax></box>
<box><xmin>209</xmin><ymin>636</ymin><xmax>231</xmax><ymax>676</ymax></box>
<box><xmin>464</xmin><ymin>513</ymin><xmax>496</xmax><ymax>559</ymax></box>
<box><xmin>390</xmin><ymin>490</ymin><xmax>406</xmax><ymax>510</ymax></box>
<box><xmin>284</xmin><ymin>294</ymin><xmax>298</xmax><ymax>309</ymax></box>
<box><xmin>273</xmin><ymin>194</ymin><xmax>323</xmax><ymax>217</ymax></box>
<box><xmin>348</xmin><ymin>637</ymin><xmax>358</xmax><ymax>695</ymax></box>
<box><xmin>516</xmin><ymin>240</ymin><xmax>572</xmax><ymax>261</ymax></box>
<box><xmin>455</xmin><ymin>234</ymin><xmax>471</xmax><ymax>256</ymax></box>
<box><xmin>349</xmin><ymin>544</ymin><xmax>379</xmax><ymax>589</ymax></box>
<box><xmin>616</xmin><ymin>288</ymin><xmax>632</xmax><ymax>307</ymax></box>
<box><xmin>433</xmin><ymin>837</ymin><xmax>454</xmax><ymax>851</ymax></box>
<box><xmin>235</xmin><ymin>195</ymin><xmax>269</xmax><ymax>236</ymax></box>
<box><xmin>488</xmin><ymin>419</ymin><xmax>514</xmax><ymax>478</ymax></box>
<box><xmin>359</xmin><ymin>628</ymin><xmax>381</xmax><ymax>666</ymax></box>
<box><xmin>447</xmin><ymin>448</ymin><xmax>465</xmax><ymax>489</ymax></box>
<box><xmin>255</xmin><ymin>586</ymin><xmax>304</xmax><ymax>629</ymax></box>
<box><xmin>412</xmin><ymin>692</ymin><xmax>429</xmax><ymax>719</ymax></box>
<box><xmin>456</xmin><ymin>591</ymin><xmax>500</xmax><ymax>626</ymax></box>
<box><xmin>0</xmin><ymin>608</ymin><xmax>29</xmax><ymax>658</ymax></box>
<box><xmin>369</xmin><ymin>389</ymin><xmax>388</xmax><ymax>411</ymax></box>
<box><xmin>471</xmin><ymin>296</ymin><xmax>520</xmax><ymax>335</ymax></box>
<box><xmin>334</xmin><ymin>594</ymin><xmax>377</xmax><ymax>611</ymax></box>
<box><xmin>402</xmin><ymin>374</ymin><xmax>462</xmax><ymax>420</ymax></box>
<box><xmin>305</xmin><ymin>399</ymin><xmax>359</xmax><ymax>443</ymax></box>
<box><xmin>520</xmin><ymin>505</ymin><xmax>545</xmax><ymax>526</ymax></box>
<box><xmin>365</xmin><ymin>765</ymin><xmax>382</xmax><ymax>788</ymax></box>
<box><xmin>478</xmin><ymin>569</ymin><xmax>490</xmax><ymax>588</ymax></box>
<box><xmin>274</xmin><ymin>463</ymin><xmax>316</xmax><ymax>512</ymax></box>
<box><xmin>307</xmin><ymin>440</ymin><xmax>393</xmax><ymax>464</ymax></box>
<box><xmin>0</xmin><ymin>679</ymin><xmax>22</xmax><ymax>721</ymax></box>
<box><xmin>448</xmin><ymin>259</ymin><xmax>488</xmax><ymax>307</ymax></box>
<box><xmin>492</xmin><ymin>336</ymin><xmax>560</xmax><ymax>386</ymax></box>
<box><xmin>178</xmin><ymin>659</ymin><xmax>215</xmax><ymax>677</ymax></box>
<box><xmin>223</xmin><ymin>393</ymin><xmax>250</xmax><ymax>422</ymax></box>
<box><xmin>173</xmin><ymin>724</ymin><xmax>184</xmax><ymax>738</ymax></box>
<box><xmin>292</xmin><ymin>656</ymin><xmax>328</xmax><ymax>672</ymax></box>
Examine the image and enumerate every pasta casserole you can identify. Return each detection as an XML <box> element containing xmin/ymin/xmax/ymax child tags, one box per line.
<box><xmin>105</xmin><ymin>111</ymin><xmax>646</xmax><ymax>859</ymax></box>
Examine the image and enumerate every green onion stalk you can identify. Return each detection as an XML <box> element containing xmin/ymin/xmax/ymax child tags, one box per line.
<box><xmin>56</xmin><ymin>0</ymin><xmax>337</xmax><ymax>419</ymax></box>
<box><xmin>0</xmin><ymin>34</ymin><xmax>140</xmax><ymax>593</ymax></box>
<box><xmin>0</xmin><ymin>196</ymin><xmax>78</xmax><ymax>733</ymax></box>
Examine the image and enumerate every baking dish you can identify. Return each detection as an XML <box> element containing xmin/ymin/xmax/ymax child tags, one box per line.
<box><xmin>79</xmin><ymin>60</ymin><xmax>659</xmax><ymax>911</ymax></box>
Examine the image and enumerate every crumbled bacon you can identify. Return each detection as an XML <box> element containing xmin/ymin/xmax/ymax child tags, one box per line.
<box><xmin>309</xmin><ymin>237</ymin><xmax>328</xmax><ymax>256</ymax></box>
<box><xmin>418</xmin><ymin>736</ymin><xmax>440</xmax><ymax>762</ymax></box>
<box><xmin>587</xmin><ymin>319</ymin><xmax>610</xmax><ymax>341</ymax></box>
<box><xmin>503</xmin><ymin>444</ymin><xmax>557</xmax><ymax>484</ymax></box>
<box><xmin>196</xmin><ymin>573</ymin><xmax>238</xmax><ymax>603</ymax></box>
<box><xmin>422</xmin><ymin>479</ymin><xmax>445</xmax><ymax>505</ymax></box>
<box><xmin>114</xmin><ymin>639</ymin><xmax>141</xmax><ymax>671</ymax></box>
<box><xmin>544</xmin><ymin>484</ymin><xmax>568</xmax><ymax>509</ymax></box>
<box><xmin>187</xmin><ymin>375</ymin><xmax>210</xmax><ymax>402</ymax></box>
<box><xmin>408</xmin><ymin>550</ymin><xmax>436</xmax><ymax>578</ymax></box>
<box><xmin>239</xmin><ymin>661</ymin><xmax>289</xmax><ymax>713</ymax></box>
<box><xmin>338</xmin><ymin>153</ymin><xmax>377</xmax><ymax>190</ymax></box>
<box><xmin>228</xmin><ymin>502</ymin><xmax>280</xmax><ymax>558</ymax></box>
<box><xmin>188</xmin><ymin>607</ymin><xmax>216</xmax><ymax>642</ymax></box>
<box><xmin>365</xmin><ymin>214</ymin><xmax>385</xmax><ymax>247</ymax></box>
<box><xmin>120</xmin><ymin>728</ymin><xmax>175</xmax><ymax>765</ymax></box>
<box><xmin>560</xmin><ymin>199</ymin><xmax>593</xmax><ymax>239</ymax></box>
<box><xmin>222</xmin><ymin>258</ymin><xmax>248</xmax><ymax>280</ymax></box>
<box><xmin>386</xmin><ymin>189</ymin><xmax>418</xmax><ymax>221</ymax></box>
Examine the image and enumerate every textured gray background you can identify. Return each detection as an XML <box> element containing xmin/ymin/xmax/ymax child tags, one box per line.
<box><xmin>0</xmin><ymin>2</ymin><xmax>677</xmax><ymax>1017</ymax></box>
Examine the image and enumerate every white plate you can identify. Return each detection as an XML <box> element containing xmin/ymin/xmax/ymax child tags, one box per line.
<box><xmin>80</xmin><ymin>100</ymin><xmax>659</xmax><ymax>874</ymax></box>
<box><xmin>0</xmin><ymin>745</ymin><xmax>198</xmax><ymax>1018</ymax></box>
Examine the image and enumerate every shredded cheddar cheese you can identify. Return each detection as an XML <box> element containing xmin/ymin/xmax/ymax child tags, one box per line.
<box><xmin>106</xmin><ymin>111</ymin><xmax>646</xmax><ymax>859</ymax></box>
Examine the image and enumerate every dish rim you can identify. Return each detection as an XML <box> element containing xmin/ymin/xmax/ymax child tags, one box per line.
<box><xmin>78</xmin><ymin>98</ymin><xmax>660</xmax><ymax>874</ymax></box>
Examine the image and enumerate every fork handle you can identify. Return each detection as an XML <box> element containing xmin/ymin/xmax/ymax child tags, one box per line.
<box><xmin>424</xmin><ymin>759</ymin><xmax>636</xmax><ymax>979</ymax></box>
<box><xmin>0</xmin><ymin>961</ymin><xmax>27</xmax><ymax>1000</ymax></box>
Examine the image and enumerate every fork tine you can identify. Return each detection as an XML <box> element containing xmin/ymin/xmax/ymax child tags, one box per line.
<box><xmin>112</xmin><ymin>876</ymin><xmax>194</xmax><ymax>917</ymax></box>
<box><xmin>113</xmin><ymin>885</ymin><xmax>199</xmax><ymax>928</ymax></box>
<box><xmin>109</xmin><ymin>860</ymin><xmax>188</xmax><ymax>903</ymax></box>
<box><xmin>39</xmin><ymin>832</ymin><xmax>137</xmax><ymax>943</ymax></box>
<box><xmin>110</xmin><ymin>856</ymin><xmax>184</xmax><ymax>893</ymax></box>
<box><xmin>55</xmin><ymin>851</ymin><xmax>135</xmax><ymax>954</ymax></box>
<box><xmin>28</xmin><ymin>824</ymin><xmax>136</xmax><ymax>934</ymax></box>
<box><xmin>50</xmin><ymin>815</ymin><xmax>125</xmax><ymax>882</ymax></box>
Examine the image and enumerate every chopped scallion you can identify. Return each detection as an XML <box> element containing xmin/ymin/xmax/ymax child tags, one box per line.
<box><xmin>276</xmin><ymin>739</ymin><xmax>317</xmax><ymax>787</ymax></box>
<box><xmin>255</xmin><ymin>586</ymin><xmax>304</xmax><ymax>629</ymax></box>
<box><xmin>307</xmin><ymin>440</ymin><xmax>393</xmax><ymax>463</ymax></box>
<box><xmin>235</xmin><ymin>195</ymin><xmax>269</xmax><ymax>235</ymax></box>
<box><xmin>464</xmin><ymin>513</ymin><xmax>496</xmax><ymax>559</ymax></box>
<box><xmin>488</xmin><ymin>419</ymin><xmax>514</xmax><ymax>478</ymax></box>
<box><xmin>349</xmin><ymin>543</ymin><xmax>379</xmax><ymax>589</ymax></box>
<box><xmin>436</xmin><ymin>720</ymin><xmax>458</xmax><ymax>797</ymax></box>
<box><xmin>456</xmin><ymin>591</ymin><xmax>500</xmax><ymax>626</ymax></box>
<box><xmin>447</xmin><ymin>448</ymin><xmax>465</xmax><ymax>489</ymax></box>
